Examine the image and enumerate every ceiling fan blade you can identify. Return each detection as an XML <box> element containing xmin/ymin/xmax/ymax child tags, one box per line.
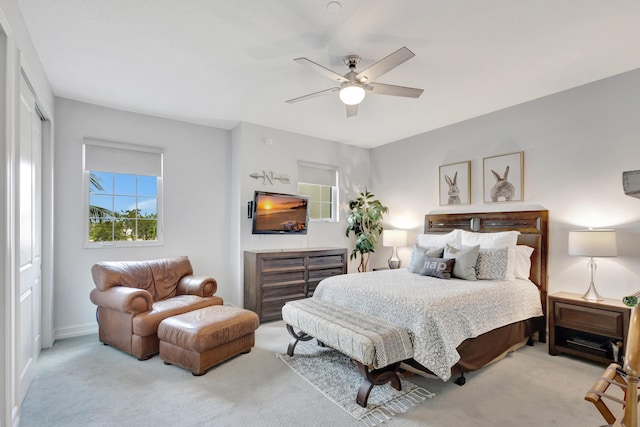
<box><xmin>286</xmin><ymin>87</ymin><xmax>339</xmax><ymax>103</ymax></box>
<box><xmin>346</xmin><ymin>104</ymin><xmax>358</xmax><ymax>118</ymax></box>
<box><xmin>366</xmin><ymin>82</ymin><xmax>424</xmax><ymax>98</ymax></box>
<box><xmin>355</xmin><ymin>47</ymin><xmax>415</xmax><ymax>82</ymax></box>
<box><xmin>294</xmin><ymin>58</ymin><xmax>349</xmax><ymax>83</ymax></box>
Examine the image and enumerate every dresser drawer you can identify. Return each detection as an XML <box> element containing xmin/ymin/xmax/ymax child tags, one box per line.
<box><xmin>261</xmin><ymin>299</ymin><xmax>302</xmax><ymax>322</ymax></box>
<box><xmin>260</xmin><ymin>256</ymin><xmax>305</xmax><ymax>271</ymax></box>
<box><xmin>554</xmin><ymin>301</ymin><xmax>625</xmax><ymax>338</ymax></box>
<box><xmin>308</xmin><ymin>267</ymin><xmax>344</xmax><ymax>282</ymax></box>
<box><xmin>308</xmin><ymin>255</ymin><xmax>345</xmax><ymax>269</ymax></box>
<box><xmin>261</xmin><ymin>270</ymin><xmax>306</xmax><ymax>287</ymax></box>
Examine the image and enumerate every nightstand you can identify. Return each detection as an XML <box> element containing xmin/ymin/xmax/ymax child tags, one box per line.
<box><xmin>549</xmin><ymin>292</ymin><xmax>631</xmax><ymax>364</ymax></box>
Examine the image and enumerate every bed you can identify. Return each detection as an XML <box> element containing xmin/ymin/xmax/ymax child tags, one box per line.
<box><xmin>312</xmin><ymin>210</ymin><xmax>548</xmax><ymax>383</ymax></box>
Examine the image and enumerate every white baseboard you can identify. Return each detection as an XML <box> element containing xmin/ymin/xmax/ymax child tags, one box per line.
<box><xmin>54</xmin><ymin>323</ymin><xmax>98</xmax><ymax>340</ymax></box>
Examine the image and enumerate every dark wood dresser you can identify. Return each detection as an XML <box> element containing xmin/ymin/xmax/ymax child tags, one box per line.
<box><xmin>243</xmin><ymin>248</ymin><xmax>348</xmax><ymax>322</ymax></box>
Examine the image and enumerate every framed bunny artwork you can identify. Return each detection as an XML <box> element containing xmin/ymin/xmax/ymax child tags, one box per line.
<box><xmin>439</xmin><ymin>160</ymin><xmax>471</xmax><ymax>206</ymax></box>
<box><xmin>483</xmin><ymin>151</ymin><xmax>524</xmax><ymax>203</ymax></box>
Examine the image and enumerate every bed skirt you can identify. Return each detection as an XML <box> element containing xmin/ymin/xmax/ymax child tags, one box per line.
<box><xmin>403</xmin><ymin>317</ymin><xmax>542</xmax><ymax>379</ymax></box>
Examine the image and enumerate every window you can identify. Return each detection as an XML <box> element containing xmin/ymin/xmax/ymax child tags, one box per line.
<box><xmin>297</xmin><ymin>161</ymin><xmax>338</xmax><ymax>222</ymax></box>
<box><xmin>83</xmin><ymin>139</ymin><xmax>163</xmax><ymax>247</ymax></box>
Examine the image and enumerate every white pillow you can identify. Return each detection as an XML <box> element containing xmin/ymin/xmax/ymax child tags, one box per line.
<box><xmin>514</xmin><ymin>245</ymin><xmax>534</xmax><ymax>280</ymax></box>
<box><xmin>461</xmin><ymin>230</ymin><xmax>520</xmax><ymax>280</ymax></box>
<box><xmin>415</xmin><ymin>229</ymin><xmax>461</xmax><ymax>249</ymax></box>
<box><xmin>460</xmin><ymin>230</ymin><xmax>520</xmax><ymax>248</ymax></box>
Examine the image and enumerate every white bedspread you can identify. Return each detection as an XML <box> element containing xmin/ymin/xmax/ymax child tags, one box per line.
<box><xmin>312</xmin><ymin>269</ymin><xmax>543</xmax><ymax>381</ymax></box>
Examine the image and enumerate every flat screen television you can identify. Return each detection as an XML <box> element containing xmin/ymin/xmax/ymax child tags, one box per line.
<box><xmin>252</xmin><ymin>191</ymin><xmax>309</xmax><ymax>234</ymax></box>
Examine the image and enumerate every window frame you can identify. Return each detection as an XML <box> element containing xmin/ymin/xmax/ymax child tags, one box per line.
<box><xmin>83</xmin><ymin>139</ymin><xmax>164</xmax><ymax>248</ymax></box>
<box><xmin>297</xmin><ymin>161</ymin><xmax>339</xmax><ymax>223</ymax></box>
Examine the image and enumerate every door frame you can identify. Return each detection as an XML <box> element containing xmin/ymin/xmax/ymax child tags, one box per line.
<box><xmin>1</xmin><ymin>13</ymin><xmax>55</xmax><ymax>425</ymax></box>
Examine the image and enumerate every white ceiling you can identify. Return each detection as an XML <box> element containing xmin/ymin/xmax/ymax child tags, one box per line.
<box><xmin>17</xmin><ymin>0</ymin><xmax>640</xmax><ymax>148</ymax></box>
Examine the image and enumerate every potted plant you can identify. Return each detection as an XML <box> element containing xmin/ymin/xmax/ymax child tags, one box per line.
<box><xmin>345</xmin><ymin>189</ymin><xmax>388</xmax><ymax>272</ymax></box>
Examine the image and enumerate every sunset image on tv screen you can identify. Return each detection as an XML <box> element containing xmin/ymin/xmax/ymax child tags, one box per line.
<box><xmin>255</xmin><ymin>194</ymin><xmax>307</xmax><ymax>232</ymax></box>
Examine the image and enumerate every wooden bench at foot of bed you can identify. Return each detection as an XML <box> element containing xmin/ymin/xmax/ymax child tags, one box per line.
<box><xmin>281</xmin><ymin>298</ymin><xmax>413</xmax><ymax>407</ymax></box>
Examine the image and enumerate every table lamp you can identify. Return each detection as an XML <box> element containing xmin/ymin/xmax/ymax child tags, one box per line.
<box><xmin>382</xmin><ymin>229</ymin><xmax>407</xmax><ymax>269</ymax></box>
<box><xmin>568</xmin><ymin>229</ymin><xmax>617</xmax><ymax>301</ymax></box>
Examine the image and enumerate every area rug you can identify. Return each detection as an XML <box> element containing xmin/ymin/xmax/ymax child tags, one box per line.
<box><xmin>277</xmin><ymin>340</ymin><xmax>434</xmax><ymax>426</ymax></box>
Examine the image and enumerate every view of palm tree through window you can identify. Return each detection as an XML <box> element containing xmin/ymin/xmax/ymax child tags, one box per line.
<box><xmin>89</xmin><ymin>171</ymin><xmax>158</xmax><ymax>242</ymax></box>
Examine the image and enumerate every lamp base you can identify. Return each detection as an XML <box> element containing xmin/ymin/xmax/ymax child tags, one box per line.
<box><xmin>582</xmin><ymin>282</ymin><xmax>604</xmax><ymax>301</ymax></box>
<box><xmin>388</xmin><ymin>247</ymin><xmax>401</xmax><ymax>269</ymax></box>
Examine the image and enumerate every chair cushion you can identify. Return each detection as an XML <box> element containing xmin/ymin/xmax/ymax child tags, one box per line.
<box><xmin>132</xmin><ymin>295</ymin><xmax>223</xmax><ymax>337</ymax></box>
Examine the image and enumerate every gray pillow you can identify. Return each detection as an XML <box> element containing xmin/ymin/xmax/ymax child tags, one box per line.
<box><xmin>476</xmin><ymin>247</ymin><xmax>509</xmax><ymax>280</ymax></box>
<box><xmin>444</xmin><ymin>244</ymin><xmax>480</xmax><ymax>280</ymax></box>
<box><xmin>408</xmin><ymin>245</ymin><xmax>445</xmax><ymax>274</ymax></box>
<box><xmin>421</xmin><ymin>257</ymin><xmax>455</xmax><ymax>279</ymax></box>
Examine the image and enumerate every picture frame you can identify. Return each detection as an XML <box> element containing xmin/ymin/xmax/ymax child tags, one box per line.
<box><xmin>439</xmin><ymin>161</ymin><xmax>471</xmax><ymax>206</ymax></box>
<box><xmin>483</xmin><ymin>151</ymin><xmax>524</xmax><ymax>203</ymax></box>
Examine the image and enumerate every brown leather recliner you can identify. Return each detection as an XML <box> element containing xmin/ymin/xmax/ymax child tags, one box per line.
<box><xmin>89</xmin><ymin>256</ymin><xmax>224</xmax><ymax>360</ymax></box>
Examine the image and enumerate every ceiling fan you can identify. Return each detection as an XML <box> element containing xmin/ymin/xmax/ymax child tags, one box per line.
<box><xmin>286</xmin><ymin>46</ymin><xmax>423</xmax><ymax>118</ymax></box>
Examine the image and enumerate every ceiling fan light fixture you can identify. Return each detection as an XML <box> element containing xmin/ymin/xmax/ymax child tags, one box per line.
<box><xmin>339</xmin><ymin>83</ymin><xmax>366</xmax><ymax>105</ymax></box>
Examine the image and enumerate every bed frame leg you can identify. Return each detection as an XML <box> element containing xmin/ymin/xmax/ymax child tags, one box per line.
<box><xmin>527</xmin><ymin>336</ymin><xmax>535</xmax><ymax>346</ymax></box>
<box><xmin>454</xmin><ymin>373</ymin><xmax>466</xmax><ymax>386</ymax></box>
<box><xmin>285</xmin><ymin>324</ymin><xmax>314</xmax><ymax>356</ymax></box>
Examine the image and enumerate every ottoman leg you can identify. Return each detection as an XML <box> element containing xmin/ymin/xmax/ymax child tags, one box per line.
<box><xmin>355</xmin><ymin>361</ymin><xmax>402</xmax><ymax>407</ymax></box>
<box><xmin>285</xmin><ymin>324</ymin><xmax>314</xmax><ymax>356</ymax></box>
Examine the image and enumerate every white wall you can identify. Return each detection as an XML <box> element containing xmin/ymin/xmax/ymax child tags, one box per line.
<box><xmin>369</xmin><ymin>69</ymin><xmax>640</xmax><ymax>300</ymax></box>
<box><xmin>231</xmin><ymin>122</ymin><xmax>370</xmax><ymax>297</ymax></box>
<box><xmin>53</xmin><ymin>98</ymin><xmax>231</xmax><ymax>338</ymax></box>
<box><xmin>53</xmin><ymin>102</ymin><xmax>372</xmax><ymax>337</ymax></box>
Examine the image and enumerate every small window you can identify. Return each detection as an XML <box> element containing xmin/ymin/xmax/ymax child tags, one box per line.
<box><xmin>297</xmin><ymin>161</ymin><xmax>338</xmax><ymax>222</ymax></box>
<box><xmin>84</xmin><ymin>139</ymin><xmax>163</xmax><ymax>247</ymax></box>
<box><xmin>89</xmin><ymin>172</ymin><xmax>159</xmax><ymax>243</ymax></box>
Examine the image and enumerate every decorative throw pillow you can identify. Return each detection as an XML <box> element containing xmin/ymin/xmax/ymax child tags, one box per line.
<box><xmin>421</xmin><ymin>257</ymin><xmax>455</xmax><ymax>279</ymax></box>
<box><xmin>460</xmin><ymin>230</ymin><xmax>520</xmax><ymax>280</ymax></box>
<box><xmin>444</xmin><ymin>244</ymin><xmax>480</xmax><ymax>280</ymax></box>
<box><xmin>514</xmin><ymin>245</ymin><xmax>535</xmax><ymax>279</ymax></box>
<box><xmin>475</xmin><ymin>247</ymin><xmax>509</xmax><ymax>280</ymax></box>
<box><xmin>505</xmin><ymin>247</ymin><xmax>516</xmax><ymax>280</ymax></box>
<box><xmin>408</xmin><ymin>245</ymin><xmax>445</xmax><ymax>273</ymax></box>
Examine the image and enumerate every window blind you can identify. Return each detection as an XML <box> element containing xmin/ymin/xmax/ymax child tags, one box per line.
<box><xmin>298</xmin><ymin>161</ymin><xmax>338</xmax><ymax>186</ymax></box>
<box><xmin>83</xmin><ymin>138</ymin><xmax>163</xmax><ymax>177</ymax></box>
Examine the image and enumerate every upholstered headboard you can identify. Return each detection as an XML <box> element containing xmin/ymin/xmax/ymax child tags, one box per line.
<box><xmin>425</xmin><ymin>210</ymin><xmax>549</xmax><ymax>342</ymax></box>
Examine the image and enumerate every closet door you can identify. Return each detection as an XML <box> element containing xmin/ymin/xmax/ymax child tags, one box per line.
<box><xmin>17</xmin><ymin>75</ymin><xmax>42</xmax><ymax>404</ymax></box>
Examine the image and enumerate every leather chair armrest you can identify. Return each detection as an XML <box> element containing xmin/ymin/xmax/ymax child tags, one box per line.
<box><xmin>177</xmin><ymin>275</ymin><xmax>217</xmax><ymax>297</ymax></box>
<box><xmin>89</xmin><ymin>286</ymin><xmax>153</xmax><ymax>315</ymax></box>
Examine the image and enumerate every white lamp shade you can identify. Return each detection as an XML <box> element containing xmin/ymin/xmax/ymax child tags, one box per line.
<box><xmin>339</xmin><ymin>83</ymin><xmax>366</xmax><ymax>105</ymax></box>
<box><xmin>568</xmin><ymin>229</ymin><xmax>617</xmax><ymax>257</ymax></box>
<box><xmin>382</xmin><ymin>229</ymin><xmax>407</xmax><ymax>247</ymax></box>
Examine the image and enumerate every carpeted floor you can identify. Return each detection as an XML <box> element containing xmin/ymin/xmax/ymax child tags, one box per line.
<box><xmin>20</xmin><ymin>321</ymin><xmax>613</xmax><ymax>427</ymax></box>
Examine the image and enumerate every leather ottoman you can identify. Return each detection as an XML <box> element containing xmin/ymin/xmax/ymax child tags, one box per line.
<box><xmin>158</xmin><ymin>305</ymin><xmax>259</xmax><ymax>375</ymax></box>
